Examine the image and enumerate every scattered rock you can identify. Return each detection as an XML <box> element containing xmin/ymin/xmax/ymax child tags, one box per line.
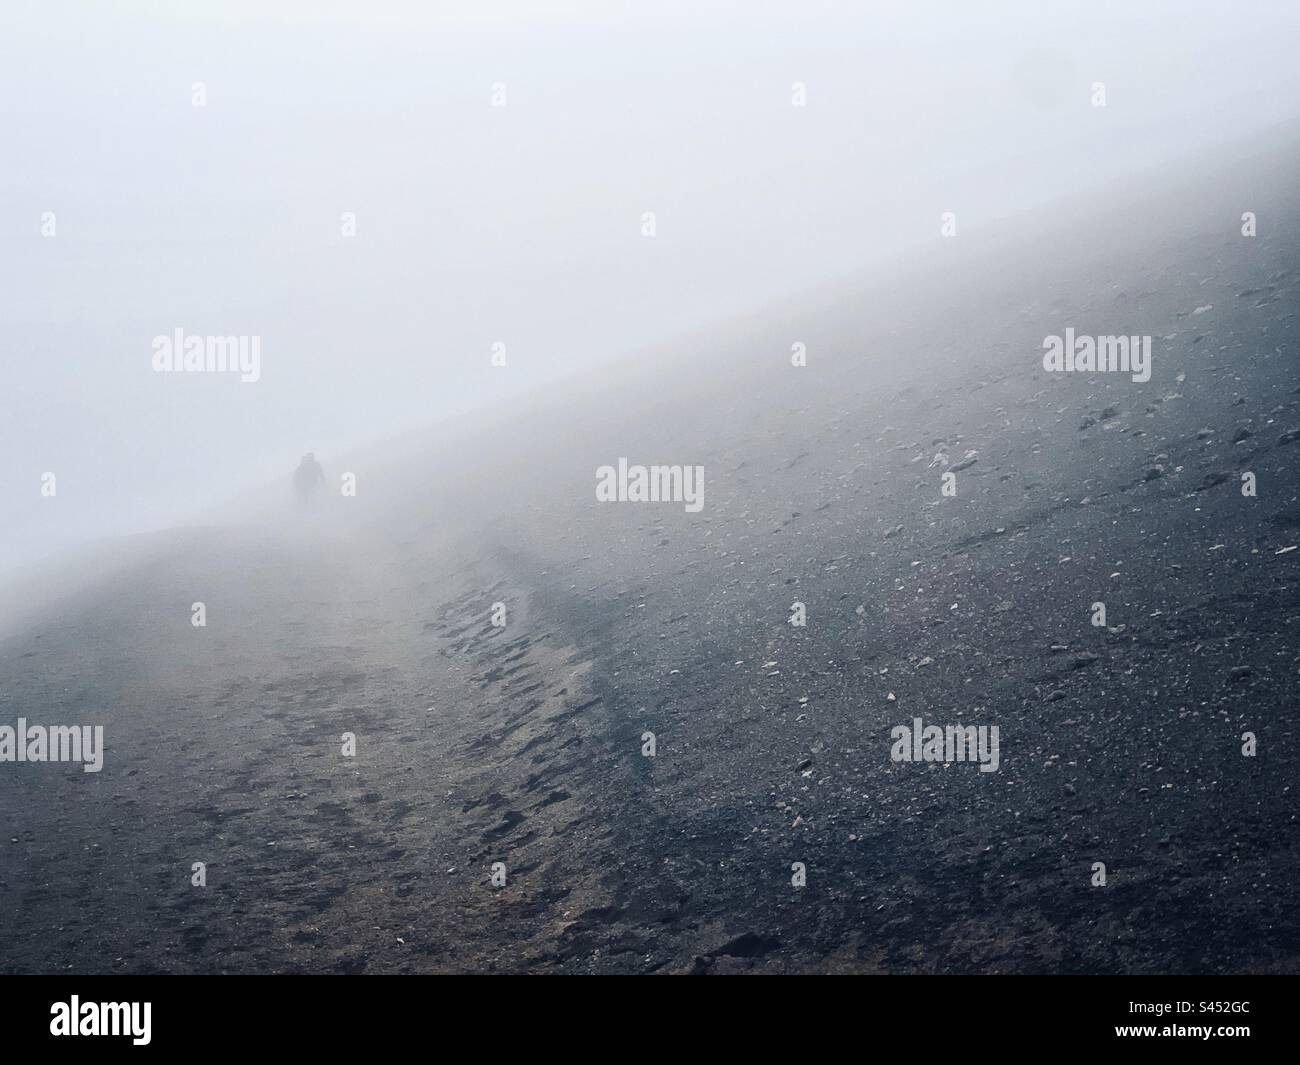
<box><xmin>714</xmin><ymin>932</ymin><xmax>781</xmax><ymax>958</ymax></box>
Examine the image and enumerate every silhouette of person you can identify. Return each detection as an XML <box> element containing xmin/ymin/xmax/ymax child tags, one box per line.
<box><xmin>293</xmin><ymin>452</ymin><xmax>325</xmax><ymax>507</ymax></box>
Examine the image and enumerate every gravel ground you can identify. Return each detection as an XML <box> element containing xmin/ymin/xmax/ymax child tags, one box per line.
<box><xmin>1</xmin><ymin>134</ymin><xmax>1297</xmax><ymax>974</ymax></box>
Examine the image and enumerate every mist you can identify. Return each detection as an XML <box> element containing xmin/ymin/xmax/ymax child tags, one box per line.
<box><xmin>3</xmin><ymin>0</ymin><xmax>1298</xmax><ymax>576</ymax></box>
<box><xmin>4</xmin><ymin>0</ymin><xmax>1300</xmax><ymax>989</ymax></box>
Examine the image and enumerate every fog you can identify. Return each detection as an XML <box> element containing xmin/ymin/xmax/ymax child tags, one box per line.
<box><xmin>4</xmin><ymin>0</ymin><xmax>1299</xmax><ymax>577</ymax></box>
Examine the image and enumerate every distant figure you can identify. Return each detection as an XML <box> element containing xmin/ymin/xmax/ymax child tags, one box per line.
<box><xmin>293</xmin><ymin>452</ymin><xmax>325</xmax><ymax>507</ymax></box>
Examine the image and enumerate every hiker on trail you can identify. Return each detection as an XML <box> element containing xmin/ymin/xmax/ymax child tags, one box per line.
<box><xmin>293</xmin><ymin>452</ymin><xmax>326</xmax><ymax>507</ymax></box>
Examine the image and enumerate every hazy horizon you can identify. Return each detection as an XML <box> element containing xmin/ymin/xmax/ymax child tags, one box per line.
<box><xmin>6</xmin><ymin>0</ymin><xmax>1300</xmax><ymax>576</ymax></box>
